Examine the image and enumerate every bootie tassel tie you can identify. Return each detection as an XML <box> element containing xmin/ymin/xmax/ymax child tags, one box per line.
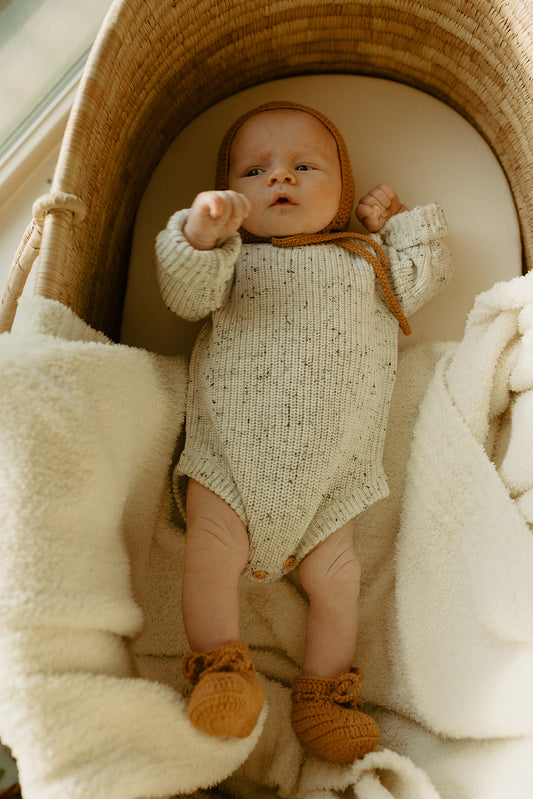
<box><xmin>290</xmin><ymin>668</ymin><xmax>380</xmax><ymax>763</ymax></box>
<box><xmin>183</xmin><ymin>642</ymin><xmax>265</xmax><ymax>738</ymax></box>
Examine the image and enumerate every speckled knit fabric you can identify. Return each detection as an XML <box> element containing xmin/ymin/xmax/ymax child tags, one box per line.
<box><xmin>155</xmin><ymin>204</ymin><xmax>453</xmax><ymax>580</ymax></box>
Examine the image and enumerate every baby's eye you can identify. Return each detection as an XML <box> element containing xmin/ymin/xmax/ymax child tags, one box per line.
<box><xmin>245</xmin><ymin>167</ymin><xmax>263</xmax><ymax>177</ymax></box>
<box><xmin>295</xmin><ymin>164</ymin><xmax>312</xmax><ymax>171</ymax></box>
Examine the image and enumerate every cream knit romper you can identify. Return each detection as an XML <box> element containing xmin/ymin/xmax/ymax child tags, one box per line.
<box><xmin>155</xmin><ymin>204</ymin><xmax>453</xmax><ymax>580</ymax></box>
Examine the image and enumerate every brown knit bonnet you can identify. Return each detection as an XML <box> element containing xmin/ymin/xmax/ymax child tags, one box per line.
<box><xmin>215</xmin><ymin>101</ymin><xmax>410</xmax><ymax>335</ymax></box>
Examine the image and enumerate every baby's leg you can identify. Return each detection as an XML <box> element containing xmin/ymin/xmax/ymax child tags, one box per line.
<box><xmin>182</xmin><ymin>478</ymin><xmax>250</xmax><ymax>652</ymax></box>
<box><xmin>298</xmin><ymin>520</ymin><xmax>360</xmax><ymax>679</ymax></box>
<box><xmin>182</xmin><ymin>480</ymin><xmax>264</xmax><ymax>739</ymax></box>
<box><xmin>292</xmin><ymin>522</ymin><xmax>380</xmax><ymax>762</ymax></box>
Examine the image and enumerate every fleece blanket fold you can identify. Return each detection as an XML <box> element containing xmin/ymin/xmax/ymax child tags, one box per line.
<box><xmin>0</xmin><ymin>275</ymin><xmax>532</xmax><ymax>799</ymax></box>
<box><xmin>394</xmin><ymin>276</ymin><xmax>533</xmax><ymax>739</ymax></box>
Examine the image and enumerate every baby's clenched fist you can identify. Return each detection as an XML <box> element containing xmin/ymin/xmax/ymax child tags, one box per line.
<box><xmin>356</xmin><ymin>183</ymin><xmax>407</xmax><ymax>233</ymax></box>
<box><xmin>184</xmin><ymin>190</ymin><xmax>251</xmax><ymax>250</ymax></box>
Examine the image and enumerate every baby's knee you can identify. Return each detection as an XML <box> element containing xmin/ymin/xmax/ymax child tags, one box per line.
<box><xmin>186</xmin><ymin>482</ymin><xmax>250</xmax><ymax>573</ymax></box>
<box><xmin>299</xmin><ymin>532</ymin><xmax>361</xmax><ymax>599</ymax></box>
<box><xmin>189</xmin><ymin>514</ymin><xmax>249</xmax><ymax>562</ymax></box>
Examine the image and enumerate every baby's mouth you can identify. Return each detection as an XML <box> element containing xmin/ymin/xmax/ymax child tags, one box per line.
<box><xmin>271</xmin><ymin>196</ymin><xmax>296</xmax><ymax>206</ymax></box>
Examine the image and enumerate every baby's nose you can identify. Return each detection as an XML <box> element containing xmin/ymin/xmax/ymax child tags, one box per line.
<box><xmin>268</xmin><ymin>166</ymin><xmax>296</xmax><ymax>185</ymax></box>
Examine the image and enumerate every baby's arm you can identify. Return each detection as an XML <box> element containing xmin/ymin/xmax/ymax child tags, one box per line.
<box><xmin>155</xmin><ymin>192</ymin><xmax>248</xmax><ymax>321</ymax></box>
<box><xmin>356</xmin><ymin>183</ymin><xmax>408</xmax><ymax>233</ymax></box>
<box><xmin>184</xmin><ymin>190</ymin><xmax>251</xmax><ymax>250</ymax></box>
<box><xmin>355</xmin><ymin>183</ymin><xmax>453</xmax><ymax>318</ymax></box>
<box><xmin>371</xmin><ymin>202</ymin><xmax>453</xmax><ymax>318</ymax></box>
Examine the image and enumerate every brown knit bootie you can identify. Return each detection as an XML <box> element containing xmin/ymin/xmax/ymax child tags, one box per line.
<box><xmin>290</xmin><ymin>668</ymin><xmax>380</xmax><ymax>763</ymax></box>
<box><xmin>182</xmin><ymin>642</ymin><xmax>265</xmax><ymax>738</ymax></box>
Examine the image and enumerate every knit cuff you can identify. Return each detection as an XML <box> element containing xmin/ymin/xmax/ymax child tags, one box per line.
<box><xmin>378</xmin><ymin>203</ymin><xmax>447</xmax><ymax>250</ymax></box>
<box><xmin>156</xmin><ymin>208</ymin><xmax>242</xmax><ymax>260</ymax></box>
<box><xmin>155</xmin><ymin>209</ymin><xmax>241</xmax><ymax>321</ymax></box>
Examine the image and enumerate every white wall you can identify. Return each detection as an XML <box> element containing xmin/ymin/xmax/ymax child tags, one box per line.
<box><xmin>0</xmin><ymin>142</ymin><xmax>61</xmax><ymax>302</ymax></box>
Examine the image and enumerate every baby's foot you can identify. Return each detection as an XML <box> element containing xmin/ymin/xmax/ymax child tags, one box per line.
<box><xmin>183</xmin><ymin>642</ymin><xmax>264</xmax><ymax>738</ymax></box>
<box><xmin>290</xmin><ymin>668</ymin><xmax>380</xmax><ymax>762</ymax></box>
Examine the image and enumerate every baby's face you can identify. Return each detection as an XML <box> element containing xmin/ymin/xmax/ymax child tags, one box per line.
<box><xmin>228</xmin><ymin>109</ymin><xmax>342</xmax><ymax>238</ymax></box>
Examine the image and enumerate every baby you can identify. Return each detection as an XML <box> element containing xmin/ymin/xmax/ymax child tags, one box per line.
<box><xmin>155</xmin><ymin>101</ymin><xmax>453</xmax><ymax>763</ymax></box>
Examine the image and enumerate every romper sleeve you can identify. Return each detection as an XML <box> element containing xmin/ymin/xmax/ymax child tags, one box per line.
<box><xmin>371</xmin><ymin>203</ymin><xmax>454</xmax><ymax>318</ymax></box>
<box><xmin>154</xmin><ymin>208</ymin><xmax>241</xmax><ymax>321</ymax></box>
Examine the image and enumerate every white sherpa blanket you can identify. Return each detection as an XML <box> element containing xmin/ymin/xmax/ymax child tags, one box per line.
<box><xmin>0</xmin><ymin>273</ymin><xmax>532</xmax><ymax>799</ymax></box>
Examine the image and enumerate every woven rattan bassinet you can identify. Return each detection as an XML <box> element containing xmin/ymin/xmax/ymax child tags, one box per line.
<box><xmin>1</xmin><ymin>0</ymin><xmax>532</xmax><ymax>339</ymax></box>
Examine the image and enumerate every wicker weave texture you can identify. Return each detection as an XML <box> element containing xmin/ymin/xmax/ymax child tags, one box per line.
<box><xmin>15</xmin><ymin>0</ymin><xmax>533</xmax><ymax>337</ymax></box>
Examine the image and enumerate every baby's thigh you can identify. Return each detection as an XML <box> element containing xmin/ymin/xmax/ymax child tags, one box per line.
<box><xmin>299</xmin><ymin>520</ymin><xmax>360</xmax><ymax>596</ymax></box>
<box><xmin>185</xmin><ymin>479</ymin><xmax>250</xmax><ymax>572</ymax></box>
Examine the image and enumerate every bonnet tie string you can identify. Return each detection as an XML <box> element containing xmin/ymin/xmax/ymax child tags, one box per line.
<box><xmin>271</xmin><ymin>230</ymin><xmax>411</xmax><ymax>336</ymax></box>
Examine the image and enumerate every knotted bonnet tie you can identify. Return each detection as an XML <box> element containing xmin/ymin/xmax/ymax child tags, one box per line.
<box><xmin>215</xmin><ymin>100</ymin><xmax>411</xmax><ymax>335</ymax></box>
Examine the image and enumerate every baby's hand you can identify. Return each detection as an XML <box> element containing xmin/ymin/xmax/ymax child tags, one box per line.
<box><xmin>356</xmin><ymin>183</ymin><xmax>408</xmax><ymax>233</ymax></box>
<box><xmin>183</xmin><ymin>190</ymin><xmax>251</xmax><ymax>250</ymax></box>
